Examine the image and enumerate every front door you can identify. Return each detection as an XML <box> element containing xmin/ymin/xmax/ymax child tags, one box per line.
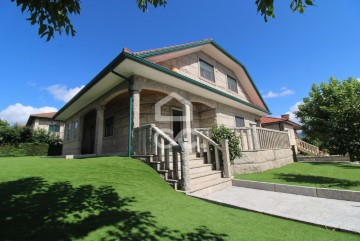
<box><xmin>172</xmin><ymin>109</ymin><xmax>183</xmax><ymax>140</ymax></box>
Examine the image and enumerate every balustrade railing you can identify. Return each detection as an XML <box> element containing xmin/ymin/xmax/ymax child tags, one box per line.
<box><xmin>193</xmin><ymin>129</ymin><xmax>231</xmax><ymax>177</ymax></box>
<box><xmin>296</xmin><ymin>138</ymin><xmax>320</xmax><ymax>156</ymax></box>
<box><xmin>133</xmin><ymin>124</ymin><xmax>190</xmax><ymax>190</ymax></box>
<box><xmin>197</xmin><ymin>125</ymin><xmax>291</xmax><ymax>152</ymax></box>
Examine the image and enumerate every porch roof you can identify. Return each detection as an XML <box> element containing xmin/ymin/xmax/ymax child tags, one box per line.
<box><xmin>54</xmin><ymin>40</ymin><xmax>271</xmax><ymax>121</ymax></box>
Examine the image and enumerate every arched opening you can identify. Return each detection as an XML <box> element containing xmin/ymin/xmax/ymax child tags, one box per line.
<box><xmin>81</xmin><ymin>110</ymin><xmax>96</xmax><ymax>154</ymax></box>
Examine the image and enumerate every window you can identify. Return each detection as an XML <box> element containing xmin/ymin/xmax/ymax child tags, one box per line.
<box><xmin>48</xmin><ymin>124</ymin><xmax>60</xmax><ymax>133</ymax></box>
<box><xmin>66</xmin><ymin>123</ymin><xmax>71</xmax><ymax>141</ymax></box>
<box><xmin>72</xmin><ymin>121</ymin><xmax>78</xmax><ymax>140</ymax></box>
<box><xmin>105</xmin><ymin>116</ymin><xmax>114</xmax><ymax>137</ymax></box>
<box><xmin>65</xmin><ymin>121</ymin><xmax>78</xmax><ymax>141</ymax></box>
<box><xmin>279</xmin><ymin>123</ymin><xmax>284</xmax><ymax>131</ymax></box>
<box><xmin>199</xmin><ymin>59</ymin><xmax>215</xmax><ymax>82</ymax></box>
<box><xmin>235</xmin><ymin>116</ymin><xmax>245</xmax><ymax>128</ymax></box>
<box><xmin>227</xmin><ymin>75</ymin><xmax>238</xmax><ymax>93</ymax></box>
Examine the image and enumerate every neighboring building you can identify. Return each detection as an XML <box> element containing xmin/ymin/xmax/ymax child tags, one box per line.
<box><xmin>26</xmin><ymin>112</ymin><xmax>65</xmax><ymax>139</ymax></box>
<box><xmin>260</xmin><ymin>114</ymin><xmax>301</xmax><ymax>152</ymax></box>
<box><xmin>54</xmin><ymin>39</ymin><xmax>295</xmax><ymax>192</ymax></box>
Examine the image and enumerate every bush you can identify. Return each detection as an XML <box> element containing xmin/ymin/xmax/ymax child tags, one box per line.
<box><xmin>210</xmin><ymin>125</ymin><xmax>242</xmax><ymax>164</ymax></box>
<box><xmin>0</xmin><ymin>143</ymin><xmax>50</xmax><ymax>157</ymax></box>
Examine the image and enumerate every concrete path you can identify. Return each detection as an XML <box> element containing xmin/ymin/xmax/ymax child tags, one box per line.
<box><xmin>191</xmin><ymin>186</ymin><xmax>360</xmax><ymax>234</ymax></box>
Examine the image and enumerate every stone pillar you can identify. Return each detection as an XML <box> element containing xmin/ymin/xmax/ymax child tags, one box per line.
<box><xmin>95</xmin><ymin>106</ymin><xmax>105</xmax><ymax>155</ymax></box>
<box><xmin>180</xmin><ymin>139</ymin><xmax>190</xmax><ymax>192</ymax></box>
<box><xmin>128</xmin><ymin>76</ymin><xmax>141</xmax><ymax>129</ymax></box>
<box><xmin>132</xmin><ymin>90</ymin><xmax>140</xmax><ymax>129</ymax></box>
<box><xmin>251</xmin><ymin>123</ymin><xmax>260</xmax><ymax>150</ymax></box>
<box><xmin>221</xmin><ymin>139</ymin><xmax>232</xmax><ymax>178</ymax></box>
<box><xmin>183</xmin><ymin>103</ymin><xmax>192</xmax><ymax>152</ymax></box>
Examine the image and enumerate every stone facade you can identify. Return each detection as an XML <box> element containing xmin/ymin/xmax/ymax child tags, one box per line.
<box><xmin>157</xmin><ymin>51</ymin><xmax>252</xmax><ymax>104</ymax></box>
<box><xmin>232</xmin><ymin>149</ymin><xmax>293</xmax><ymax>174</ymax></box>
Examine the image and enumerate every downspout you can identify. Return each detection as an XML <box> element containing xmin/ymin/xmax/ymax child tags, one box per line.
<box><xmin>111</xmin><ymin>70</ymin><xmax>132</xmax><ymax>157</ymax></box>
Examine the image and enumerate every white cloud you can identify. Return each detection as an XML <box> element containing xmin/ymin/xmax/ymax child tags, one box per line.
<box><xmin>357</xmin><ymin>78</ymin><xmax>360</xmax><ymax>81</ymax></box>
<box><xmin>285</xmin><ymin>101</ymin><xmax>303</xmax><ymax>125</ymax></box>
<box><xmin>47</xmin><ymin>84</ymin><xmax>84</xmax><ymax>103</ymax></box>
<box><xmin>263</xmin><ymin>87</ymin><xmax>295</xmax><ymax>99</ymax></box>
<box><xmin>0</xmin><ymin>103</ymin><xmax>57</xmax><ymax>126</ymax></box>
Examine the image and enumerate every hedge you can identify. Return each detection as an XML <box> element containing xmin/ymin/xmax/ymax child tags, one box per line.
<box><xmin>0</xmin><ymin>144</ymin><xmax>62</xmax><ymax>157</ymax></box>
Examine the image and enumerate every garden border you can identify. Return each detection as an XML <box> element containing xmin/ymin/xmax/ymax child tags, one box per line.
<box><xmin>233</xmin><ymin>179</ymin><xmax>360</xmax><ymax>202</ymax></box>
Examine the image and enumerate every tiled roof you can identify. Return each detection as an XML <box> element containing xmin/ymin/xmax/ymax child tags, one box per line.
<box><xmin>131</xmin><ymin>38</ymin><xmax>213</xmax><ymax>56</ymax></box>
<box><xmin>30</xmin><ymin>112</ymin><xmax>57</xmax><ymax>119</ymax></box>
<box><xmin>260</xmin><ymin>116</ymin><xmax>287</xmax><ymax>124</ymax></box>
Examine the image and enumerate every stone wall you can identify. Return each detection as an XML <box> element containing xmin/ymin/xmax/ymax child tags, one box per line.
<box><xmin>157</xmin><ymin>51</ymin><xmax>252</xmax><ymax>104</ymax></box>
<box><xmin>297</xmin><ymin>155</ymin><xmax>350</xmax><ymax>162</ymax></box>
<box><xmin>216</xmin><ymin>103</ymin><xmax>258</xmax><ymax>128</ymax></box>
<box><xmin>232</xmin><ymin>148</ymin><xmax>293</xmax><ymax>174</ymax></box>
<box><xmin>102</xmin><ymin>97</ymin><xmax>130</xmax><ymax>154</ymax></box>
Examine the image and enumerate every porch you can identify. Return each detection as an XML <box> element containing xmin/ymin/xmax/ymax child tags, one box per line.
<box><xmin>132</xmin><ymin>123</ymin><xmax>292</xmax><ymax>193</ymax></box>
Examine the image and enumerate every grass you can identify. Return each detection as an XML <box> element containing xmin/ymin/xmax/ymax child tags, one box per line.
<box><xmin>0</xmin><ymin>157</ymin><xmax>358</xmax><ymax>241</ymax></box>
<box><xmin>235</xmin><ymin>162</ymin><xmax>360</xmax><ymax>191</ymax></box>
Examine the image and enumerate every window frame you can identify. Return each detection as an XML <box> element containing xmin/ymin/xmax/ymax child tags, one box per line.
<box><xmin>48</xmin><ymin>124</ymin><xmax>60</xmax><ymax>133</ymax></box>
<box><xmin>199</xmin><ymin>58</ymin><xmax>215</xmax><ymax>82</ymax></box>
<box><xmin>227</xmin><ymin>75</ymin><xmax>238</xmax><ymax>93</ymax></box>
<box><xmin>235</xmin><ymin>116</ymin><xmax>245</xmax><ymax>128</ymax></box>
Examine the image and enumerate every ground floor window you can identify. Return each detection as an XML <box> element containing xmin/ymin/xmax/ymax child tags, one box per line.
<box><xmin>48</xmin><ymin>124</ymin><xmax>60</xmax><ymax>133</ymax></box>
<box><xmin>235</xmin><ymin>116</ymin><xmax>245</xmax><ymax>128</ymax></box>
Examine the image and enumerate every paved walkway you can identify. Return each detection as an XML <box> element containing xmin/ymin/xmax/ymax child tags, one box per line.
<box><xmin>191</xmin><ymin>186</ymin><xmax>360</xmax><ymax>233</ymax></box>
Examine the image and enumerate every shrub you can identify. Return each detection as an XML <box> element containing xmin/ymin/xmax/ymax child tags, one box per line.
<box><xmin>210</xmin><ymin>125</ymin><xmax>242</xmax><ymax>164</ymax></box>
<box><xmin>0</xmin><ymin>143</ymin><xmax>50</xmax><ymax>157</ymax></box>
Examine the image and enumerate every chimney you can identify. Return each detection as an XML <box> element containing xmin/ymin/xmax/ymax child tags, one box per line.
<box><xmin>281</xmin><ymin>114</ymin><xmax>290</xmax><ymax>120</ymax></box>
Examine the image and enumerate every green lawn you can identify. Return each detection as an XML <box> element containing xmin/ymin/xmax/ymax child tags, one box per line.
<box><xmin>0</xmin><ymin>157</ymin><xmax>358</xmax><ymax>241</ymax></box>
<box><xmin>236</xmin><ymin>162</ymin><xmax>360</xmax><ymax>191</ymax></box>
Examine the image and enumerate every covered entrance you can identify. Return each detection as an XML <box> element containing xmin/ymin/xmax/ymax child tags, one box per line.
<box><xmin>81</xmin><ymin>110</ymin><xmax>96</xmax><ymax>154</ymax></box>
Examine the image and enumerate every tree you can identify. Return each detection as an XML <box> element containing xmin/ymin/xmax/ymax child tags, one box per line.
<box><xmin>295</xmin><ymin>77</ymin><xmax>360</xmax><ymax>161</ymax></box>
<box><xmin>10</xmin><ymin>0</ymin><xmax>314</xmax><ymax>41</ymax></box>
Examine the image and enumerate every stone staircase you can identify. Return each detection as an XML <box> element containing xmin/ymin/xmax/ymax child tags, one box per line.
<box><xmin>134</xmin><ymin>153</ymin><xmax>232</xmax><ymax>195</ymax></box>
<box><xmin>188</xmin><ymin>153</ymin><xmax>232</xmax><ymax>196</ymax></box>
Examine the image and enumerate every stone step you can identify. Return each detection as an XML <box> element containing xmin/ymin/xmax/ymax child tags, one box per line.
<box><xmin>166</xmin><ymin>179</ymin><xmax>178</xmax><ymax>190</ymax></box>
<box><xmin>189</xmin><ymin>164</ymin><xmax>213</xmax><ymax>174</ymax></box>
<box><xmin>190</xmin><ymin>170</ymin><xmax>221</xmax><ymax>179</ymax></box>
<box><xmin>190</xmin><ymin>179</ymin><xmax>232</xmax><ymax>196</ymax></box>
<box><xmin>190</xmin><ymin>171</ymin><xmax>222</xmax><ymax>185</ymax></box>
<box><xmin>189</xmin><ymin>158</ymin><xmax>205</xmax><ymax>166</ymax></box>
<box><xmin>190</xmin><ymin>176</ymin><xmax>230</xmax><ymax>192</ymax></box>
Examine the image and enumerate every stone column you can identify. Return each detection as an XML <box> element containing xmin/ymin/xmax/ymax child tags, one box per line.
<box><xmin>183</xmin><ymin>103</ymin><xmax>192</xmax><ymax>152</ymax></box>
<box><xmin>95</xmin><ymin>106</ymin><xmax>105</xmax><ymax>155</ymax></box>
<box><xmin>221</xmin><ymin>139</ymin><xmax>232</xmax><ymax>178</ymax></box>
<box><xmin>251</xmin><ymin>123</ymin><xmax>260</xmax><ymax>150</ymax></box>
<box><xmin>128</xmin><ymin>76</ymin><xmax>141</xmax><ymax>129</ymax></box>
<box><xmin>132</xmin><ymin>90</ymin><xmax>140</xmax><ymax>129</ymax></box>
<box><xmin>180</xmin><ymin>139</ymin><xmax>190</xmax><ymax>192</ymax></box>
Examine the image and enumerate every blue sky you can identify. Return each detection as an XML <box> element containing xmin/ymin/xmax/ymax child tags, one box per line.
<box><xmin>0</xmin><ymin>0</ymin><xmax>359</xmax><ymax>125</ymax></box>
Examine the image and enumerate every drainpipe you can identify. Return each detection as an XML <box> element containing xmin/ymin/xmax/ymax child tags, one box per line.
<box><xmin>111</xmin><ymin>70</ymin><xmax>132</xmax><ymax>157</ymax></box>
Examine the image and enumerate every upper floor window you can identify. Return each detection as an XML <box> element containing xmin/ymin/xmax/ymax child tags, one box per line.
<box><xmin>235</xmin><ymin>116</ymin><xmax>245</xmax><ymax>128</ymax></box>
<box><xmin>227</xmin><ymin>75</ymin><xmax>238</xmax><ymax>93</ymax></box>
<box><xmin>105</xmin><ymin>116</ymin><xmax>114</xmax><ymax>137</ymax></box>
<box><xmin>199</xmin><ymin>59</ymin><xmax>215</xmax><ymax>82</ymax></box>
<box><xmin>48</xmin><ymin>124</ymin><xmax>60</xmax><ymax>133</ymax></box>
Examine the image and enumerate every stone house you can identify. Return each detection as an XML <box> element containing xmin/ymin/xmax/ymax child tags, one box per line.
<box><xmin>54</xmin><ymin>39</ymin><xmax>294</xmax><ymax>193</ymax></box>
<box><xmin>26</xmin><ymin>112</ymin><xmax>65</xmax><ymax>139</ymax></box>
